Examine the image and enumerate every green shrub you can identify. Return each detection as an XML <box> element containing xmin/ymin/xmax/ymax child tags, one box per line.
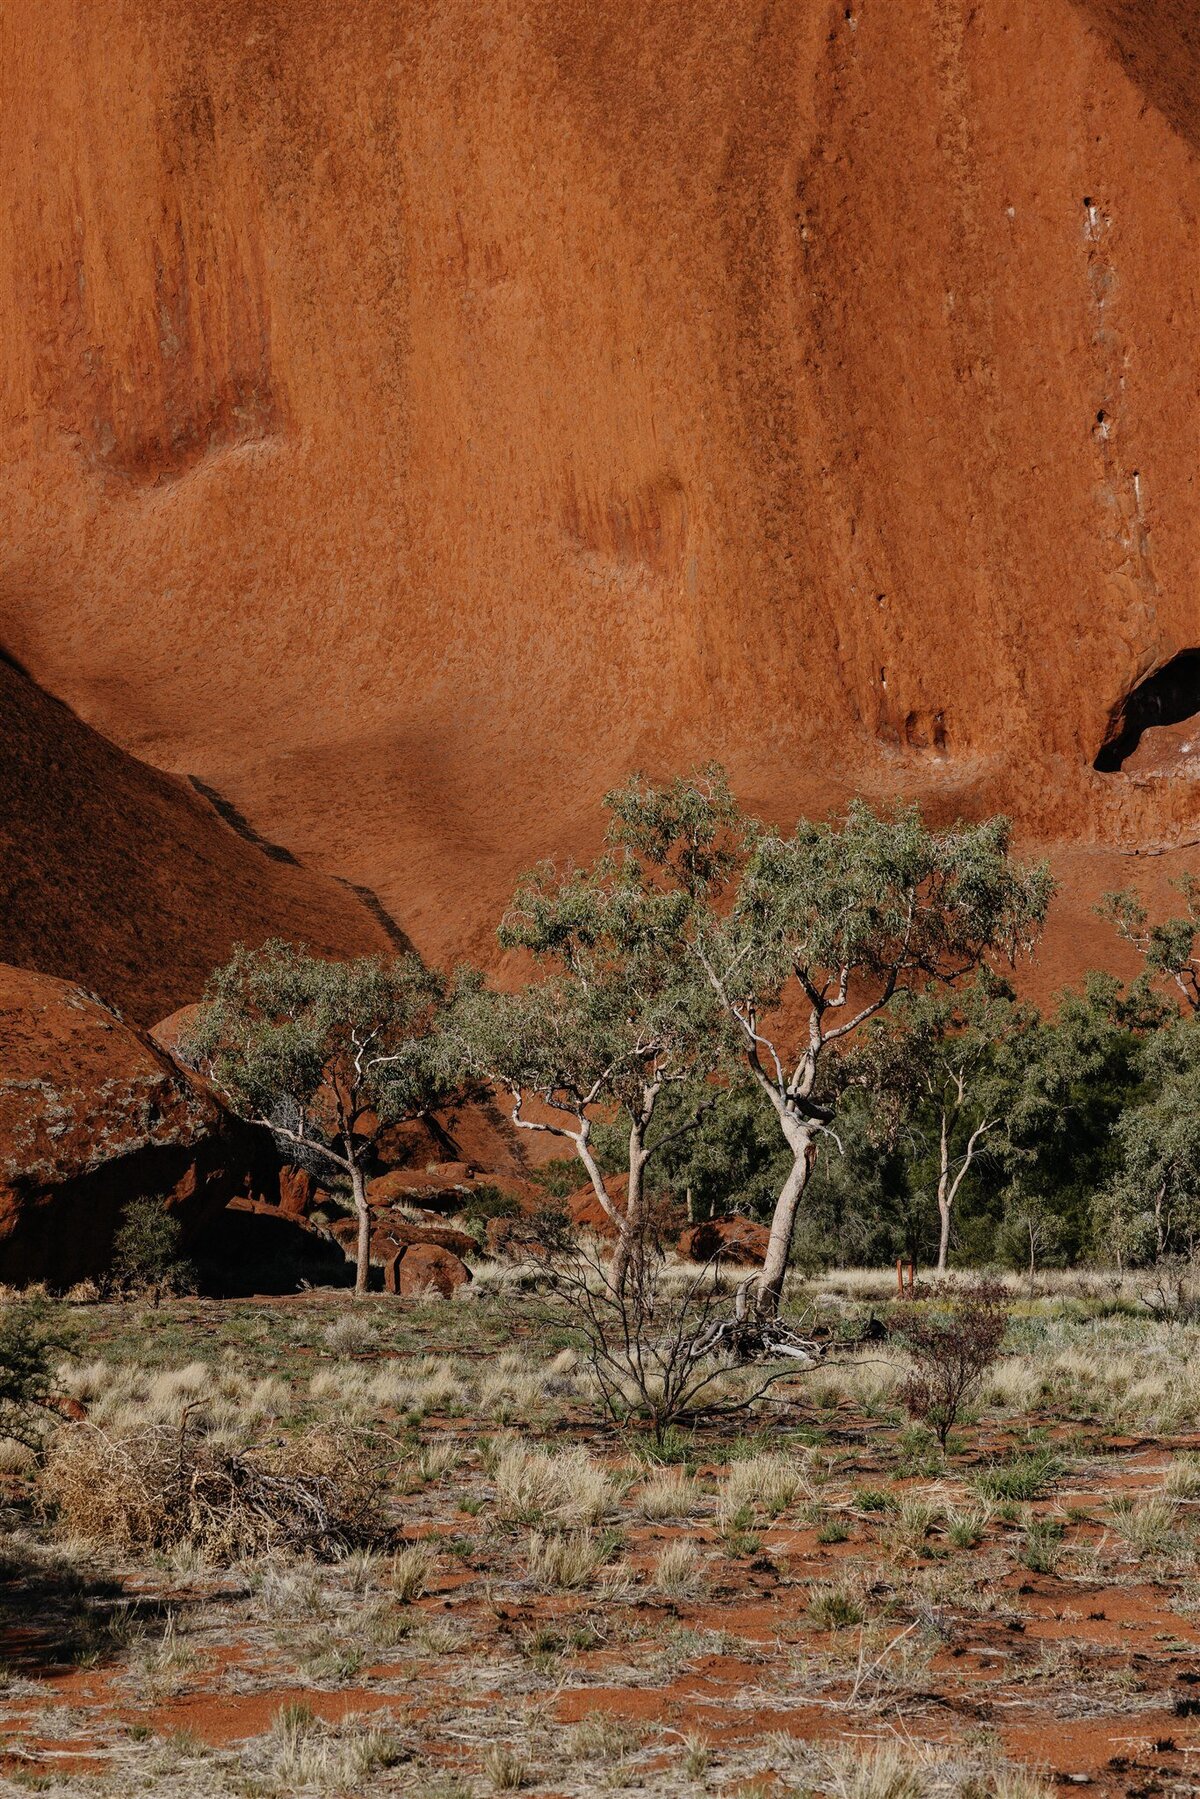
<box><xmin>974</xmin><ymin>1449</ymin><xmax>1058</xmax><ymax>1503</ymax></box>
<box><xmin>111</xmin><ymin>1199</ymin><xmax>195</xmax><ymax>1305</ymax></box>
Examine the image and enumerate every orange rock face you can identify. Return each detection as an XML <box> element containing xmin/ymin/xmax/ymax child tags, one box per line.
<box><xmin>396</xmin><ymin>1242</ymin><xmax>472</xmax><ymax>1299</ymax></box>
<box><xmin>0</xmin><ymin>964</ymin><xmax>261</xmax><ymax>1285</ymax></box>
<box><xmin>679</xmin><ymin>1217</ymin><xmax>772</xmax><ymax>1268</ymax></box>
<box><xmin>4</xmin><ymin>1</ymin><xmax>1200</xmax><ymax>997</ymax></box>
<box><xmin>0</xmin><ymin>658</ymin><xmax>393</xmax><ymax>1026</ymax></box>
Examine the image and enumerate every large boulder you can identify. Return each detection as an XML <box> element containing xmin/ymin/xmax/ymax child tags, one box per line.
<box><xmin>328</xmin><ymin>1211</ymin><xmax>476</xmax><ymax>1262</ymax></box>
<box><xmin>565</xmin><ymin>1175</ymin><xmax>627</xmax><ymax>1238</ymax></box>
<box><xmin>565</xmin><ymin>1177</ymin><xmax>686</xmax><ymax>1242</ymax></box>
<box><xmin>0</xmin><ymin>965</ymin><xmax>261</xmax><ymax>1286</ymax></box>
<box><xmin>678</xmin><ymin>1215</ymin><xmax>771</xmax><ymax>1266</ymax></box>
<box><xmin>396</xmin><ymin>1243</ymin><xmax>472</xmax><ymax>1299</ymax></box>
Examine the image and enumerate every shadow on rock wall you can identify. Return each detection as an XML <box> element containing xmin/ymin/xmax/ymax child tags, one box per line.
<box><xmin>1075</xmin><ymin>0</ymin><xmax>1200</xmax><ymax>153</ymax></box>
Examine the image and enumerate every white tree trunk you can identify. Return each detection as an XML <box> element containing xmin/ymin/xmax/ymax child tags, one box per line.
<box><xmin>350</xmin><ymin>1159</ymin><xmax>371</xmax><ymax>1298</ymax></box>
<box><xmin>936</xmin><ymin>1110</ymin><xmax>952</xmax><ymax>1273</ymax></box>
<box><xmin>757</xmin><ymin>1123</ymin><xmax>817</xmax><ymax>1316</ymax></box>
<box><xmin>610</xmin><ymin>1123</ymin><xmax>649</xmax><ymax>1294</ymax></box>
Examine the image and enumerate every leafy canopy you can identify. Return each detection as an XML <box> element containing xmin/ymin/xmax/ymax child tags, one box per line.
<box><xmin>185</xmin><ymin>941</ymin><xmax>458</xmax><ymax>1159</ymax></box>
<box><xmin>462</xmin><ymin>846</ymin><xmax>719</xmax><ymax>1128</ymax></box>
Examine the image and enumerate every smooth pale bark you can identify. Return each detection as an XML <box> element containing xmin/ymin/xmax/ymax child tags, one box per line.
<box><xmin>506</xmin><ymin>1075</ymin><xmax>685</xmax><ymax>1297</ymax></box>
<box><xmin>349</xmin><ymin>1158</ymin><xmax>371</xmax><ymax>1297</ymax></box>
<box><xmin>610</xmin><ymin>1122</ymin><xmax>650</xmax><ymax>1293</ymax></box>
<box><xmin>756</xmin><ymin>1118</ymin><xmax>817</xmax><ymax>1315</ymax></box>
<box><xmin>934</xmin><ymin>1096</ymin><xmax>993</xmax><ymax>1275</ymax></box>
<box><xmin>936</xmin><ymin>1111</ymin><xmax>953</xmax><ymax>1274</ymax></box>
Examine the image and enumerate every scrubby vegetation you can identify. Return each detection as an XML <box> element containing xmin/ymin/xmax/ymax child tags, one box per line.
<box><xmin>8</xmin><ymin>770</ymin><xmax>1200</xmax><ymax>1792</ymax></box>
<box><xmin>0</xmin><ymin>1278</ymin><xmax>1198</xmax><ymax>1793</ymax></box>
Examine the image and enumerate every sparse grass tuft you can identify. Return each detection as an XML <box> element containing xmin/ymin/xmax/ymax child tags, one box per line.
<box><xmin>494</xmin><ymin>1444</ymin><xmax>615</xmax><ymax>1529</ymax></box>
<box><xmin>807</xmin><ymin>1580</ymin><xmax>865</xmax><ymax>1630</ymax></box>
<box><xmin>388</xmin><ymin>1541</ymin><xmax>434</xmax><ymax>1602</ymax></box>
<box><xmin>652</xmin><ymin>1539</ymin><xmax>706</xmax><ymax>1600</ymax></box>
<box><xmin>974</xmin><ymin>1449</ymin><xmax>1058</xmax><ymax>1503</ymax></box>
<box><xmin>1109</xmin><ymin>1494</ymin><xmax>1180</xmax><ymax>1556</ymax></box>
<box><xmin>524</xmin><ymin>1529</ymin><xmax>614</xmax><ymax>1591</ymax></box>
<box><xmin>638</xmin><ymin>1472</ymin><xmax>704</xmax><ymax>1520</ymax></box>
<box><xmin>723</xmin><ymin>1452</ymin><xmax>805</xmax><ymax>1518</ymax></box>
<box><xmin>485</xmin><ymin>1743</ymin><xmax>529</xmax><ymax>1791</ymax></box>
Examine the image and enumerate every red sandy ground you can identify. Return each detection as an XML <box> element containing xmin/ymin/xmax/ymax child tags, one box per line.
<box><xmin>4</xmin><ymin>1432</ymin><xmax>1200</xmax><ymax>1796</ymax></box>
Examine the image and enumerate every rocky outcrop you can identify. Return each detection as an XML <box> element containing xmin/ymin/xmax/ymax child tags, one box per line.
<box><xmin>396</xmin><ymin>1243</ymin><xmax>472</xmax><ymax>1299</ymax></box>
<box><xmin>565</xmin><ymin>1176</ymin><xmax>627</xmax><ymax>1239</ymax></box>
<box><xmin>328</xmin><ymin>1213</ymin><xmax>476</xmax><ymax>1262</ymax></box>
<box><xmin>679</xmin><ymin>1216</ymin><xmax>771</xmax><ymax>1267</ymax></box>
<box><xmin>0</xmin><ymin>659</ymin><xmax>392</xmax><ymax>1027</ymax></box>
<box><xmin>0</xmin><ymin>965</ymin><xmax>260</xmax><ymax>1286</ymax></box>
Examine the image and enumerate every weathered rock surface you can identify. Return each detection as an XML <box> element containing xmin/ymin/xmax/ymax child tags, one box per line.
<box><xmin>6</xmin><ymin>0</ymin><xmax>1200</xmax><ymax>1003</ymax></box>
<box><xmin>565</xmin><ymin>1177</ymin><xmax>686</xmax><ymax>1241</ymax></box>
<box><xmin>329</xmin><ymin>1213</ymin><xmax>477</xmax><ymax>1262</ymax></box>
<box><xmin>0</xmin><ymin>965</ymin><xmax>258</xmax><ymax>1285</ymax></box>
<box><xmin>679</xmin><ymin>1216</ymin><xmax>771</xmax><ymax>1267</ymax></box>
<box><xmin>396</xmin><ymin>1243</ymin><xmax>472</xmax><ymax>1299</ymax></box>
<box><xmin>565</xmin><ymin>1177</ymin><xmax>627</xmax><ymax>1239</ymax></box>
<box><xmin>0</xmin><ymin>658</ymin><xmax>392</xmax><ymax>1026</ymax></box>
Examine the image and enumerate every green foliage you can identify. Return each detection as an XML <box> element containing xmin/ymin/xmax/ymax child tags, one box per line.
<box><xmin>1101</xmin><ymin>879</ymin><xmax>1200</xmax><ymax>1012</ymax></box>
<box><xmin>605</xmin><ymin>775</ymin><xmax>1053</xmax><ymax>1308</ymax></box>
<box><xmin>973</xmin><ymin>1449</ymin><xmax>1058</xmax><ymax>1503</ymax></box>
<box><xmin>1100</xmin><ymin>1014</ymin><xmax>1200</xmax><ymax>1264</ymax></box>
<box><xmin>111</xmin><ymin>1199</ymin><xmax>195</xmax><ymax>1304</ymax></box>
<box><xmin>0</xmin><ymin>1302</ymin><xmax>70</xmax><ymax>1448</ymax></box>
<box><xmin>606</xmin><ymin>1076</ymin><xmax>789</xmax><ymax>1222</ymax></box>
<box><xmin>455</xmin><ymin>1185</ymin><xmax>522</xmax><ymax>1226</ymax></box>
<box><xmin>997</xmin><ymin>974</ymin><xmax>1165</xmax><ymax>1257</ymax></box>
<box><xmin>185</xmin><ymin>942</ymin><xmax>461</xmax><ymax>1180</ymax></box>
<box><xmin>724</xmin><ymin>805</ymin><xmax>1051</xmax><ymax>1008</ymax></box>
<box><xmin>457</xmin><ymin>831</ymin><xmax>721</xmax><ymax>1240</ymax></box>
<box><xmin>528</xmin><ymin>1159</ymin><xmax>593</xmax><ymax>1199</ymax></box>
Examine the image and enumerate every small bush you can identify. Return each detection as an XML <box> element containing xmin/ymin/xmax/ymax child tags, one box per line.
<box><xmin>458</xmin><ymin>1185</ymin><xmax>522</xmax><ymax>1225</ymax></box>
<box><xmin>974</xmin><ymin>1449</ymin><xmax>1058</xmax><ymax>1503</ymax></box>
<box><xmin>43</xmin><ymin>1420</ymin><xmax>386</xmax><ymax>1562</ymax></box>
<box><xmin>111</xmin><ymin>1199</ymin><xmax>195</xmax><ymax>1304</ymax></box>
<box><xmin>890</xmin><ymin>1280</ymin><xmax>1010</xmax><ymax>1448</ymax></box>
<box><xmin>0</xmin><ymin>1301</ymin><xmax>71</xmax><ymax>1449</ymax></box>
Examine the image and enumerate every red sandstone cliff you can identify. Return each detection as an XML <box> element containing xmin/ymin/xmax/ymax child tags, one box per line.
<box><xmin>0</xmin><ymin>655</ymin><xmax>392</xmax><ymax>1024</ymax></box>
<box><xmin>3</xmin><ymin>0</ymin><xmax>1200</xmax><ymax>998</ymax></box>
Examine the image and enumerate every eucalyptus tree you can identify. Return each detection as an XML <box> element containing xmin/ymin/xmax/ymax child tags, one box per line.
<box><xmin>1100</xmin><ymin>878</ymin><xmax>1200</xmax><ymax>1013</ymax></box>
<box><xmin>608</xmin><ymin>774</ymin><xmax>1053</xmax><ymax>1314</ymax></box>
<box><xmin>853</xmin><ymin>976</ymin><xmax>1032</xmax><ymax>1272</ymax></box>
<box><xmin>185</xmin><ymin>942</ymin><xmax>461</xmax><ymax>1295</ymax></box>
<box><xmin>1101</xmin><ymin>1016</ymin><xmax>1200</xmax><ymax>1266</ymax></box>
<box><xmin>457</xmin><ymin>853</ymin><xmax>719</xmax><ymax>1290</ymax></box>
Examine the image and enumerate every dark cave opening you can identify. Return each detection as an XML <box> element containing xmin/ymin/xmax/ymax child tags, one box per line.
<box><xmin>1094</xmin><ymin>648</ymin><xmax>1200</xmax><ymax>771</ymax></box>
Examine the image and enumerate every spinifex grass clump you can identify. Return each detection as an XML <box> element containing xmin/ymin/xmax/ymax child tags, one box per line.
<box><xmin>890</xmin><ymin>1279</ymin><xmax>1010</xmax><ymax>1449</ymax></box>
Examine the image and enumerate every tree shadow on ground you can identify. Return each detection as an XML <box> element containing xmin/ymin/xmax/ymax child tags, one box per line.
<box><xmin>0</xmin><ymin>1529</ymin><xmax>207</xmax><ymax>1675</ymax></box>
